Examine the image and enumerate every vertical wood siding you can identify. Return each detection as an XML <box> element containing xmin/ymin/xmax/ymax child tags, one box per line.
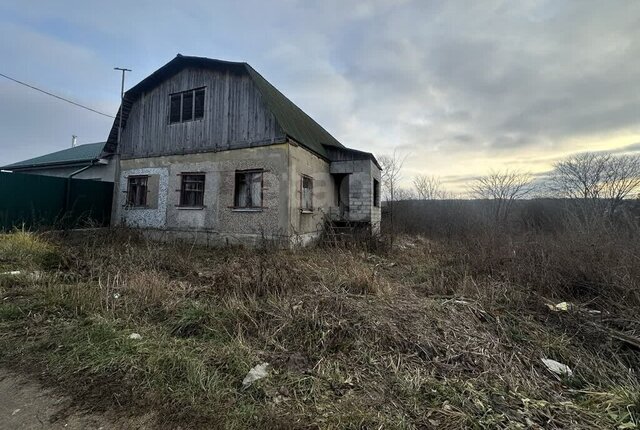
<box><xmin>120</xmin><ymin>67</ymin><xmax>285</xmax><ymax>158</ymax></box>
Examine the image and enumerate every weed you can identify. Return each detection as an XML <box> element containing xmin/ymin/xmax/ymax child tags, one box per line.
<box><xmin>0</xmin><ymin>229</ymin><xmax>638</xmax><ymax>429</ymax></box>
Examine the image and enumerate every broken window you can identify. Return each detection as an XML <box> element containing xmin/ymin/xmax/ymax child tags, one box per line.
<box><xmin>169</xmin><ymin>87</ymin><xmax>205</xmax><ymax>124</ymax></box>
<box><xmin>169</xmin><ymin>94</ymin><xmax>181</xmax><ymax>123</ymax></box>
<box><xmin>234</xmin><ymin>170</ymin><xmax>263</xmax><ymax>209</ymax></box>
<box><xmin>194</xmin><ymin>89</ymin><xmax>205</xmax><ymax>119</ymax></box>
<box><xmin>373</xmin><ymin>178</ymin><xmax>380</xmax><ymax>207</ymax></box>
<box><xmin>127</xmin><ymin>176</ymin><xmax>148</xmax><ymax>207</ymax></box>
<box><xmin>182</xmin><ymin>91</ymin><xmax>193</xmax><ymax>121</ymax></box>
<box><xmin>180</xmin><ymin>174</ymin><xmax>205</xmax><ymax>207</ymax></box>
<box><xmin>301</xmin><ymin>175</ymin><xmax>313</xmax><ymax>211</ymax></box>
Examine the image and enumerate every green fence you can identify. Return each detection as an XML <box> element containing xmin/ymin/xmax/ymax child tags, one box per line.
<box><xmin>0</xmin><ymin>172</ymin><xmax>113</xmax><ymax>231</ymax></box>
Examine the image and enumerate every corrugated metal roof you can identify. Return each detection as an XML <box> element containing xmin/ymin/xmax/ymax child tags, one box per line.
<box><xmin>104</xmin><ymin>55</ymin><xmax>347</xmax><ymax>159</ymax></box>
<box><xmin>2</xmin><ymin>142</ymin><xmax>106</xmax><ymax>170</ymax></box>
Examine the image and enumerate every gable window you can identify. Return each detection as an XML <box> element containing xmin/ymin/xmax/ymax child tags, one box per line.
<box><xmin>301</xmin><ymin>175</ymin><xmax>313</xmax><ymax>212</ymax></box>
<box><xmin>127</xmin><ymin>176</ymin><xmax>148</xmax><ymax>207</ymax></box>
<box><xmin>169</xmin><ymin>88</ymin><xmax>205</xmax><ymax>124</ymax></box>
<box><xmin>373</xmin><ymin>178</ymin><xmax>380</xmax><ymax>207</ymax></box>
<box><xmin>179</xmin><ymin>174</ymin><xmax>205</xmax><ymax>207</ymax></box>
<box><xmin>234</xmin><ymin>170</ymin><xmax>263</xmax><ymax>209</ymax></box>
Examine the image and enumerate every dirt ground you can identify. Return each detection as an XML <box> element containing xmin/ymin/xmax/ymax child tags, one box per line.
<box><xmin>0</xmin><ymin>369</ymin><xmax>153</xmax><ymax>430</ymax></box>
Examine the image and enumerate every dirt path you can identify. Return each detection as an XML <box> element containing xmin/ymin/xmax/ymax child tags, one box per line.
<box><xmin>0</xmin><ymin>369</ymin><xmax>152</xmax><ymax>429</ymax></box>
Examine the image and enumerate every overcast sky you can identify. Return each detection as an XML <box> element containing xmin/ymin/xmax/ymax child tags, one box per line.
<box><xmin>1</xmin><ymin>0</ymin><xmax>639</xmax><ymax>190</ymax></box>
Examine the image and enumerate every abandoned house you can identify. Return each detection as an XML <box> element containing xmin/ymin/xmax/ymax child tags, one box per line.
<box><xmin>105</xmin><ymin>54</ymin><xmax>381</xmax><ymax>246</ymax></box>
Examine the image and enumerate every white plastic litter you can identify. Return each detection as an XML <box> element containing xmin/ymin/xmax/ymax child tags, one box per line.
<box><xmin>547</xmin><ymin>302</ymin><xmax>572</xmax><ymax>311</ymax></box>
<box><xmin>128</xmin><ymin>333</ymin><xmax>142</xmax><ymax>340</ymax></box>
<box><xmin>1</xmin><ymin>271</ymin><xmax>21</xmax><ymax>276</ymax></box>
<box><xmin>541</xmin><ymin>358</ymin><xmax>573</xmax><ymax>377</ymax></box>
<box><xmin>242</xmin><ymin>362</ymin><xmax>269</xmax><ymax>389</ymax></box>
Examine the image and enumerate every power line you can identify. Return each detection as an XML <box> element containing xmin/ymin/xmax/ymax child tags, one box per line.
<box><xmin>0</xmin><ymin>72</ymin><xmax>115</xmax><ymax>119</ymax></box>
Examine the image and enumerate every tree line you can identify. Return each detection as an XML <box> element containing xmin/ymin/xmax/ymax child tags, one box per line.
<box><xmin>378</xmin><ymin>150</ymin><xmax>640</xmax><ymax>221</ymax></box>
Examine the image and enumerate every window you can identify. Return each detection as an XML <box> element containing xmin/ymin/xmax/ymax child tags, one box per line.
<box><xmin>301</xmin><ymin>175</ymin><xmax>313</xmax><ymax>211</ymax></box>
<box><xmin>169</xmin><ymin>88</ymin><xmax>205</xmax><ymax>124</ymax></box>
<box><xmin>127</xmin><ymin>176</ymin><xmax>148</xmax><ymax>207</ymax></box>
<box><xmin>234</xmin><ymin>170</ymin><xmax>263</xmax><ymax>209</ymax></box>
<box><xmin>180</xmin><ymin>174</ymin><xmax>205</xmax><ymax>207</ymax></box>
<box><xmin>373</xmin><ymin>178</ymin><xmax>380</xmax><ymax>207</ymax></box>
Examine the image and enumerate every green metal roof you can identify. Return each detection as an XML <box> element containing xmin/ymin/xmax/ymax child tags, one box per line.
<box><xmin>2</xmin><ymin>142</ymin><xmax>106</xmax><ymax>170</ymax></box>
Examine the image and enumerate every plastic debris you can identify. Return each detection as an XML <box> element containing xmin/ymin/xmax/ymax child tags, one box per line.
<box><xmin>242</xmin><ymin>362</ymin><xmax>269</xmax><ymax>389</ymax></box>
<box><xmin>128</xmin><ymin>333</ymin><xmax>142</xmax><ymax>340</ymax></box>
<box><xmin>546</xmin><ymin>301</ymin><xmax>574</xmax><ymax>312</ymax></box>
<box><xmin>541</xmin><ymin>358</ymin><xmax>573</xmax><ymax>377</ymax></box>
<box><xmin>113</xmin><ymin>293</ymin><xmax>121</xmax><ymax>299</ymax></box>
<box><xmin>1</xmin><ymin>271</ymin><xmax>21</xmax><ymax>276</ymax></box>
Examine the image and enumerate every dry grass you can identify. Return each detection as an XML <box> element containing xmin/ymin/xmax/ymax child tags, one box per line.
<box><xmin>0</xmin><ymin>228</ymin><xmax>638</xmax><ymax>429</ymax></box>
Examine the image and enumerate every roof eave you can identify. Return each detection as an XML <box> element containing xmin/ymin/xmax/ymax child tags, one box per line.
<box><xmin>2</xmin><ymin>157</ymin><xmax>103</xmax><ymax>171</ymax></box>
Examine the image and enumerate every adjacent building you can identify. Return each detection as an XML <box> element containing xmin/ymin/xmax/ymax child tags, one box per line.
<box><xmin>1</xmin><ymin>142</ymin><xmax>114</xmax><ymax>182</ymax></box>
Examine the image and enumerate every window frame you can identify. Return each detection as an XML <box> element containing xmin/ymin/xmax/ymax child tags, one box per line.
<box><xmin>373</xmin><ymin>178</ymin><xmax>380</xmax><ymax>207</ymax></box>
<box><xmin>169</xmin><ymin>87</ymin><xmax>206</xmax><ymax>125</ymax></box>
<box><xmin>126</xmin><ymin>175</ymin><xmax>149</xmax><ymax>208</ymax></box>
<box><xmin>300</xmin><ymin>174</ymin><xmax>313</xmax><ymax>213</ymax></box>
<box><xmin>233</xmin><ymin>169</ymin><xmax>264</xmax><ymax>210</ymax></box>
<box><xmin>178</xmin><ymin>173</ymin><xmax>206</xmax><ymax>208</ymax></box>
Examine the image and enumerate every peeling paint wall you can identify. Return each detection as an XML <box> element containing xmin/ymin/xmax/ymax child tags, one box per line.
<box><xmin>114</xmin><ymin>145</ymin><xmax>289</xmax><ymax>245</ymax></box>
<box><xmin>113</xmin><ymin>142</ymin><xmax>381</xmax><ymax>246</ymax></box>
<box><xmin>116</xmin><ymin>167</ymin><xmax>169</xmax><ymax>228</ymax></box>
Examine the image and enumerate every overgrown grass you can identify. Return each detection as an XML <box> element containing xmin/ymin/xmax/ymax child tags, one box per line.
<box><xmin>0</xmin><ymin>229</ymin><xmax>638</xmax><ymax>429</ymax></box>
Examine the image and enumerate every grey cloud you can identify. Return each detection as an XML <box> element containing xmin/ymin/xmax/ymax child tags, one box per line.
<box><xmin>1</xmin><ymin>0</ymin><xmax>639</xmax><ymax>177</ymax></box>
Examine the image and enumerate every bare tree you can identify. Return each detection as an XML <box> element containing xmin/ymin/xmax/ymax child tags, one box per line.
<box><xmin>394</xmin><ymin>187</ymin><xmax>417</xmax><ymax>201</ymax></box>
<box><xmin>378</xmin><ymin>149</ymin><xmax>407</xmax><ymax>202</ymax></box>
<box><xmin>601</xmin><ymin>154</ymin><xmax>640</xmax><ymax>214</ymax></box>
<box><xmin>378</xmin><ymin>149</ymin><xmax>407</xmax><ymax>242</ymax></box>
<box><xmin>413</xmin><ymin>175</ymin><xmax>445</xmax><ymax>200</ymax></box>
<box><xmin>549</xmin><ymin>153</ymin><xmax>610</xmax><ymax>200</ymax></box>
<box><xmin>548</xmin><ymin>152</ymin><xmax>640</xmax><ymax>215</ymax></box>
<box><xmin>471</xmin><ymin>170</ymin><xmax>533</xmax><ymax>222</ymax></box>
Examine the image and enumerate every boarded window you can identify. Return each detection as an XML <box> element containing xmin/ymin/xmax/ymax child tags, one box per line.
<box><xmin>301</xmin><ymin>175</ymin><xmax>313</xmax><ymax>211</ymax></box>
<box><xmin>373</xmin><ymin>178</ymin><xmax>380</xmax><ymax>207</ymax></box>
<box><xmin>169</xmin><ymin>87</ymin><xmax>205</xmax><ymax>124</ymax></box>
<box><xmin>234</xmin><ymin>170</ymin><xmax>263</xmax><ymax>208</ymax></box>
<box><xmin>127</xmin><ymin>176</ymin><xmax>148</xmax><ymax>207</ymax></box>
<box><xmin>180</xmin><ymin>174</ymin><xmax>205</xmax><ymax>207</ymax></box>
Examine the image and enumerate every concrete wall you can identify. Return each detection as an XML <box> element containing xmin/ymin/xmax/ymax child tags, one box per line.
<box><xmin>114</xmin><ymin>145</ymin><xmax>290</xmax><ymax>246</ymax></box>
<box><xmin>10</xmin><ymin>162</ymin><xmax>116</xmax><ymax>182</ymax></box>
<box><xmin>330</xmin><ymin>159</ymin><xmax>381</xmax><ymax>230</ymax></box>
<box><xmin>287</xmin><ymin>141</ymin><xmax>336</xmax><ymax>245</ymax></box>
<box><xmin>113</xmin><ymin>143</ymin><xmax>381</xmax><ymax>246</ymax></box>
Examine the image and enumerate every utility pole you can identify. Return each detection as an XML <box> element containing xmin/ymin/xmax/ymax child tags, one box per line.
<box><xmin>114</xmin><ymin>67</ymin><xmax>131</xmax><ymax>146</ymax></box>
